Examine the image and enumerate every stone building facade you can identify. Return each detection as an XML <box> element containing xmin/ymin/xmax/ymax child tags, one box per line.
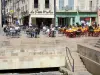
<box><xmin>4</xmin><ymin>0</ymin><xmax>99</xmax><ymax>27</ymax></box>
<box><xmin>5</xmin><ymin>0</ymin><xmax>54</xmax><ymax>27</ymax></box>
<box><xmin>56</xmin><ymin>0</ymin><xmax>97</xmax><ymax>26</ymax></box>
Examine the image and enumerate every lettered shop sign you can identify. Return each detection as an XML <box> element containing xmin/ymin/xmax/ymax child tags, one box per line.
<box><xmin>30</xmin><ymin>10</ymin><xmax>53</xmax><ymax>14</ymax></box>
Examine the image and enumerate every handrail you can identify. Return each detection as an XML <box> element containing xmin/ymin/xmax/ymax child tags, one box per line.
<box><xmin>66</xmin><ymin>47</ymin><xmax>74</xmax><ymax>72</ymax></box>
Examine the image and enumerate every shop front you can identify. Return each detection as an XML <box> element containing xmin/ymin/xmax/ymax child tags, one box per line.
<box><xmin>56</xmin><ymin>11</ymin><xmax>77</xmax><ymax>27</ymax></box>
<box><xmin>80</xmin><ymin>17</ymin><xmax>96</xmax><ymax>25</ymax></box>
<box><xmin>56</xmin><ymin>11</ymin><xmax>97</xmax><ymax>27</ymax></box>
<box><xmin>79</xmin><ymin>12</ymin><xmax>97</xmax><ymax>26</ymax></box>
<box><xmin>29</xmin><ymin>9</ymin><xmax>54</xmax><ymax>28</ymax></box>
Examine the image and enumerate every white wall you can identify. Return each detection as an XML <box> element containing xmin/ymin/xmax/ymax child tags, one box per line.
<box><xmin>78</xmin><ymin>0</ymin><xmax>89</xmax><ymax>11</ymax></box>
<box><xmin>74</xmin><ymin>0</ymin><xmax>78</xmax><ymax>10</ymax></box>
<box><xmin>56</xmin><ymin>0</ymin><xmax>59</xmax><ymax>10</ymax></box>
<box><xmin>97</xmin><ymin>0</ymin><xmax>100</xmax><ymax>8</ymax></box>
<box><xmin>29</xmin><ymin>0</ymin><xmax>54</xmax><ymax>18</ymax></box>
<box><xmin>78</xmin><ymin>0</ymin><xmax>97</xmax><ymax>11</ymax></box>
<box><xmin>64</xmin><ymin>0</ymin><xmax>68</xmax><ymax>7</ymax></box>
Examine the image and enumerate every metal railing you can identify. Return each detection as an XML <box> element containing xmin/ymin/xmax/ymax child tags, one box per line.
<box><xmin>66</xmin><ymin>47</ymin><xmax>74</xmax><ymax>72</ymax></box>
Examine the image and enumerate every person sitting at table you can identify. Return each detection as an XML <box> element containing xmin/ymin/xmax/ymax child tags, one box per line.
<box><xmin>88</xmin><ymin>25</ymin><xmax>94</xmax><ymax>36</ymax></box>
<box><xmin>63</xmin><ymin>26</ymin><xmax>67</xmax><ymax>35</ymax></box>
<box><xmin>10</xmin><ymin>26</ymin><xmax>16</xmax><ymax>37</ymax></box>
<box><xmin>15</xmin><ymin>26</ymin><xmax>20</xmax><ymax>36</ymax></box>
<box><xmin>76</xmin><ymin>28</ymin><xmax>82</xmax><ymax>37</ymax></box>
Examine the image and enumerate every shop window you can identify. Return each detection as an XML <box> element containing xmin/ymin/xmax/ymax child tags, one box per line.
<box><xmin>59</xmin><ymin>0</ymin><xmax>64</xmax><ymax>10</ymax></box>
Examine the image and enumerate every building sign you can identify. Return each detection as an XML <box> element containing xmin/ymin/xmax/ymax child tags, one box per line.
<box><xmin>30</xmin><ymin>9</ymin><xmax>53</xmax><ymax>14</ymax></box>
<box><xmin>98</xmin><ymin>9</ymin><xmax>100</xmax><ymax>25</ymax></box>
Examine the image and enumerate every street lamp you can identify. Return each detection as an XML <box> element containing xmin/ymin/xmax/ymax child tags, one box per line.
<box><xmin>76</xmin><ymin>6</ymin><xmax>79</xmax><ymax>25</ymax></box>
<box><xmin>54</xmin><ymin>0</ymin><xmax>56</xmax><ymax>26</ymax></box>
<box><xmin>0</xmin><ymin>0</ymin><xmax>2</xmax><ymax>26</ymax></box>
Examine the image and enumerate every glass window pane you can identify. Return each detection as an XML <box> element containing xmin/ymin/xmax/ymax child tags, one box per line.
<box><xmin>59</xmin><ymin>0</ymin><xmax>64</xmax><ymax>10</ymax></box>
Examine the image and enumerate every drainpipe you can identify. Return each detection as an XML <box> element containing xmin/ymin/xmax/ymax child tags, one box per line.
<box><xmin>3</xmin><ymin>0</ymin><xmax>6</xmax><ymax>27</ymax></box>
<box><xmin>12</xmin><ymin>0</ymin><xmax>14</xmax><ymax>24</ymax></box>
<box><xmin>97</xmin><ymin>0</ymin><xmax>99</xmax><ymax>25</ymax></box>
<box><xmin>0</xmin><ymin>0</ymin><xmax>2</xmax><ymax>33</ymax></box>
<box><xmin>76</xmin><ymin>6</ymin><xmax>80</xmax><ymax>25</ymax></box>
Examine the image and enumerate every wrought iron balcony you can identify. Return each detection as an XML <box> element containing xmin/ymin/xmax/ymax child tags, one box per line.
<box><xmin>57</xmin><ymin>6</ymin><xmax>97</xmax><ymax>12</ymax></box>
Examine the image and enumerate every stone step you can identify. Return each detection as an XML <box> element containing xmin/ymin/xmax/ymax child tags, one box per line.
<box><xmin>74</xmin><ymin>65</ymin><xmax>86</xmax><ymax>68</ymax></box>
<box><xmin>74</xmin><ymin>59</ymin><xmax>83</xmax><ymax>62</ymax></box>
<box><xmin>75</xmin><ymin>71</ymin><xmax>92</xmax><ymax>75</ymax></box>
<box><xmin>95</xmin><ymin>44</ymin><xmax>100</xmax><ymax>47</ymax></box>
<box><xmin>96</xmin><ymin>43</ymin><xmax>100</xmax><ymax>45</ymax></box>
<box><xmin>94</xmin><ymin>39</ymin><xmax>100</xmax><ymax>48</ymax></box>
<box><xmin>74</xmin><ymin>65</ymin><xmax>86</xmax><ymax>70</ymax></box>
<box><xmin>75</xmin><ymin>69</ymin><xmax>87</xmax><ymax>72</ymax></box>
<box><xmin>74</xmin><ymin>63</ymin><xmax>85</xmax><ymax>66</ymax></box>
<box><xmin>95</xmin><ymin>45</ymin><xmax>100</xmax><ymax>48</ymax></box>
<box><xmin>66</xmin><ymin>52</ymin><xmax>87</xmax><ymax>72</ymax></box>
<box><xmin>75</xmin><ymin>69</ymin><xmax>87</xmax><ymax>71</ymax></box>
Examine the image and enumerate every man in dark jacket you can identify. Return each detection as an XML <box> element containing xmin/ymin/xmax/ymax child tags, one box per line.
<box><xmin>88</xmin><ymin>26</ymin><xmax>94</xmax><ymax>36</ymax></box>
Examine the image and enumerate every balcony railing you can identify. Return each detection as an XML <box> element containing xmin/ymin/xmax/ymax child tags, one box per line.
<box><xmin>56</xmin><ymin>6</ymin><xmax>98</xmax><ymax>12</ymax></box>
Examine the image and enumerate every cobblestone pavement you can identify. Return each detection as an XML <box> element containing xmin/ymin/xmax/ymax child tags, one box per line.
<box><xmin>0</xmin><ymin>31</ymin><xmax>99</xmax><ymax>50</ymax></box>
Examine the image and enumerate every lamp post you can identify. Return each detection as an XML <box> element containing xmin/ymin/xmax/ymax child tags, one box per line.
<box><xmin>2</xmin><ymin>0</ymin><xmax>5</xmax><ymax>27</ymax></box>
<box><xmin>0</xmin><ymin>0</ymin><xmax>2</xmax><ymax>32</ymax></box>
<box><xmin>54</xmin><ymin>0</ymin><xmax>56</xmax><ymax>26</ymax></box>
<box><xmin>76</xmin><ymin>6</ymin><xmax>79</xmax><ymax>25</ymax></box>
<box><xmin>0</xmin><ymin>0</ymin><xmax>2</xmax><ymax>26</ymax></box>
<box><xmin>12</xmin><ymin>0</ymin><xmax>14</xmax><ymax>24</ymax></box>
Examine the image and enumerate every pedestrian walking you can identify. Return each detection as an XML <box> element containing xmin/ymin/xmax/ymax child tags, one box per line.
<box><xmin>34</xmin><ymin>27</ymin><xmax>38</xmax><ymax>38</ymax></box>
<box><xmin>51</xmin><ymin>27</ymin><xmax>56</xmax><ymax>37</ymax></box>
<box><xmin>43</xmin><ymin>26</ymin><xmax>47</xmax><ymax>35</ymax></box>
<box><xmin>15</xmin><ymin>26</ymin><xmax>20</xmax><ymax>37</ymax></box>
<box><xmin>37</xmin><ymin>27</ymin><xmax>40</xmax><ymax>37</ymax></box>
<box><xmin>46</xmin><ymin>28</ymin><xmax>50</xmax><ymax>37</ymax></box>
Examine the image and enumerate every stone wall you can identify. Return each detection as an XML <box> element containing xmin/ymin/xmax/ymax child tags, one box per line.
<box><xmin>78</xmin><ymin>44</ymin><xmax>100</xmax><ymax>75</ymax></box>
<box><xmin>0</xmin><ymin>47</ymin><xmax>66</xmax><ymax>70</ymax></box>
